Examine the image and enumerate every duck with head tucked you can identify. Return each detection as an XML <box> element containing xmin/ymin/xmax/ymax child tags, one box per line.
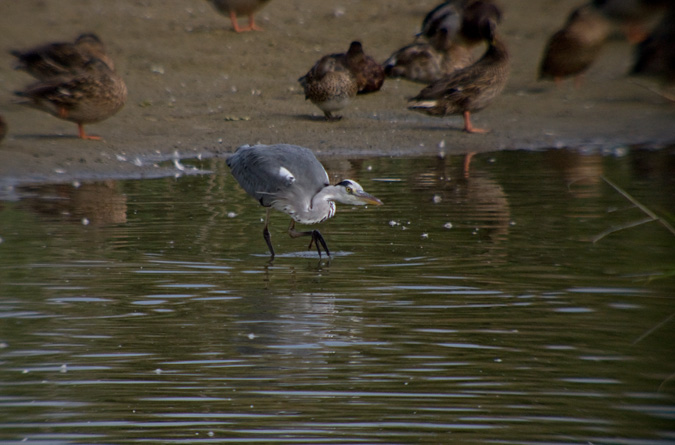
<box><xmin>407</xmin><ymin>18</ymin><xmax>509</xmax><ymax>133</ymax></box>
<box><xmin>10</xmin><ymin>33</ymin><xmax>114</xmax><ymax>81</ymax></box>
<box><xmin>299</xmin><ymin>42</ymin><xmax>381</xmax><ymax>120</ymax></box>
<box><xmin>345</xmin><ymin>42</ymin><xmax>385</xmax><ymax>95</ymax></box>
<box><xmin>539</xmin><ymin>4</ymin><xmax>612</xmax><ymax>86</ymax></box>
<box><xmin>14</xmin><ymin>58</ymin><xmax>127</xmax><ymax>140</ymax></box>
<box><xmin>384</xmin><ymin>42</ymin><xmax>447</xmax><ymax>84</ymax></box>
<box><xmin>206</xmin><ymin>0</ymin><xmax>273</xmax><ymax>32</ymax></box>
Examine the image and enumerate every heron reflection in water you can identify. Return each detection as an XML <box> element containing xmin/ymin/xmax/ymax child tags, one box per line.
<box><xmin>227</xmin><ymin>144</ymin><xmax>383</xmax><ymax>259</ymax></box>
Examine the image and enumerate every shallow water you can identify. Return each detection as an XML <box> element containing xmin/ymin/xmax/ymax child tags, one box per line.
<box><xmin>1</xmin><ymin>147</ymin><xmax>674</xmax><ymax>444</ymax></box>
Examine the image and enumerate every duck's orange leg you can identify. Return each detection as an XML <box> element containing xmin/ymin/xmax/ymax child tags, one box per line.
<box><xmin>462</xmin><ymin>111</ymin><xmax>489</xmax><ymax>134</ymax></box>
<box><xmin>229</xmin><ymin>11</ymin><xmax>246</xmax><ymax>32</ymax></box>
<box><xmin>247</xmin><ymin>15</ymin><xmax>264</xmax><ymax>31</ymax></box>
<box><xmin>463</xmin><ymin>152</ymin><xmax>476</xmax><ymax>178</ymax></box>
<box><xmin>624</xmin><ymin>23</ymin><xmax>648</xmax><ymax>44</ymax></box>
<box><xmin>230</xmin><ymin>12</ymin><xmax>263</xmax><ymax>32</ymax></box>
<box><xmin>77</xmin><ymin>123</ymin><xmax>101</xmax><ymax>140</ymax></box>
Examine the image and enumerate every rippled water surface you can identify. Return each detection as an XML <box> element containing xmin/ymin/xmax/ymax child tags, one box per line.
<box><xmin>1</xmin><ymin>148</ymin><xmax>674</xmax><ymax>444</ymax></box>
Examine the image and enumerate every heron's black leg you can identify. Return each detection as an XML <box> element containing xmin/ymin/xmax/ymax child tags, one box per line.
<box><xmin>263</xmin><ymin>208</ymin><xmax>275</xmax><ymax>258</ymax></box>
<box><xmin>311</xmin><ymin>230</ymin><xmax>330</xmax><ymax>258</ymax></box>
<box><xmin>288</xmin><ymin>221</ymin><xmax>331</xmax><ymax>258</ymax></box>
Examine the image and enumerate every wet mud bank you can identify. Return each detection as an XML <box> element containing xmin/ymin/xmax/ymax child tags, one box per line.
<box><xmin>1</xmin><ymin>0</ymin><xmax>673</xmax><ymax>195</ymax></box>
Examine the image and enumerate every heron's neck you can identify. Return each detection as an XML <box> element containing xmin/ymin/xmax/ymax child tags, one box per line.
<box><xmin>292</xmin><ymin>185</ymin><xmax>339</xmax><ymax>225</ymax></box>
<box><xmin>314</xmin><ymin>184</ymin><xmax>343</xmax><ymax>204</ymax></box>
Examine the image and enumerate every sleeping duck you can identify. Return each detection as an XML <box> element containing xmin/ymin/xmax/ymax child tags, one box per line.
<box><xmin>539</xmin><ymin>4</ymin><xmax>612</xmax><ymax>85</ymax></box>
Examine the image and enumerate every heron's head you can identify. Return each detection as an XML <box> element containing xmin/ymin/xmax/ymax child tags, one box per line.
<box><xmin>334</xmin><ymin>180</ymin><xmax>383</xmax><ymax>206</ymax></box>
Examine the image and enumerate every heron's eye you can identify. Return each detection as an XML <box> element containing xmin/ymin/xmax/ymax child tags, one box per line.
<box><xmin>346</xmin><ymin>187</ymin><xmax>353</xmax><ymax>194</ymax></box>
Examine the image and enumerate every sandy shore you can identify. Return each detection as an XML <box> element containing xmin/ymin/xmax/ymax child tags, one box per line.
<box><xmin>1</xmin><ymin>0</ymin><xmax>673</xmax><ymax>193</ymax></box>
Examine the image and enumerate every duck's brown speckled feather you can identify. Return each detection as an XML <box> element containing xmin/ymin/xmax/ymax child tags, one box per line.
<box><xmin>15</xmin><ymin>58</ymin><xmax>127</xmax><ymax>138</ymax></box>
<box><xmin>539</xmin><ymin>5</ymin><xmax>611</xmax><ymax>81</ymax></box>
<box><xmin>384</xmin><ymin>42</ymin><xmax>474</xmax><ymax>84</ymax></box>
<box><xmin>344</xmin><ymin>42</ymin><xmax>385</xmax><ymax>94</ymax></box>
<box><xmin>409</xmin><ymin>36</ymin><xmax>509</xmax><ymax>117</ymax></box>
<box><xmin>299</xmin><ymin>54</ymin><xmax>357</xmax><ymax>120</ymax></box>
<box><xmin>299</xmin><ymin>42</ymin><xmax>384</xmax><ymax>119</ymax></box>
<box><xmin>11</xmin><ymin>33</ymin><xmax>114</xmax><ymax>81</ymax></box>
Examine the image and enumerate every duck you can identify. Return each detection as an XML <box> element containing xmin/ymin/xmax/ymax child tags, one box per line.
<box><xmin>206</xmin><ymin>0</ymin><xmax>273</xmax><ymax>32</ymax></box>
<box><xmin>592</xmin><ymin>0</ymin><xmax>669</xmax><ymax>42</ymax></box>
<box><xmin>539</xmin><ymin>4</ymin><xmax>612</xmax><ymax>85</ymax></box>
<box><xmin>384</xmin><ymin>42</ymin><xmax>447</xmax><ymax>84</ymax></box>
<box><xmin>386</xmin><ymin>0</ymin><xmax>501</xmax><ymax>84</ymax></box>
<box><xmin>420</xmin><ymin>0</ymin><xmax>503</xmax><ymax>52</ymax></box>
<box><xmin>384</xmin><ymin>42</ymin><xmax>474</xmax><ymax>84</ymax></box>
<box><xmin>407</xmin><ymin>20</ymin><xmax>510</xmax><ymax>133</ymax></box>
<box><xmin>420</xmin><ymin>0</ymin><xmax>465</xmax><ymax>52</ymax></box>
<box><xmin>631</xmin><ymin>6</ymin><xmax>675</xmax><ymax>86</ymax></box>
<box><xmin>14</xmin><ymin>58</ymin><xmax>128</xmax><ymax>140</ymax></box>
<box><xmin>344</xmin><ymin>42</ymin><xmax>385</xmax><ymax>94</ymax></box>
<box><xmin>10</xmin><ymin>33</ymin><xmax>114</xmax><ymax>81</ymax></box>
<box><xmin>298</xmin><ymin>43</ymin><xmax>361</xmax><ymax>120</ymax></box>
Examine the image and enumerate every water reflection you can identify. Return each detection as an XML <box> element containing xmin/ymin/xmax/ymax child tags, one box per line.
<box><xmin>0</xmin><ymin>147</ymin><xmax>673</xmax><ymax>444</ymax></box>
<box><xmin>17</xmin><ymin>180</ymin><xmax>127</xmax><ymax>225</ymax></box>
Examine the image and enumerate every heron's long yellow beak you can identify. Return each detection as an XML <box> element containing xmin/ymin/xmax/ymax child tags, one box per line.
<box><xmin>356</xmin><ymin>191</ymin><xmax>383</xmax><ymax>206</ymax></box>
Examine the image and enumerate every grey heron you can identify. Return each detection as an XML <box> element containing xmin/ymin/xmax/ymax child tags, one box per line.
<box><xmin>227</xmin><ymin>144</ymin><xmax>383</xmax><ymax>258</ymax></box>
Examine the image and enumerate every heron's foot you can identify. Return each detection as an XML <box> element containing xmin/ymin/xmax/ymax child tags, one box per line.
<box><xmin>307</xmin><ymin>230</ymin><xmax>330</xmax><ymax>258</ymax></box>
<box><xmin>289</xmin><ymin>222</ymin><xmax>330</xmax><ymax>258</ymax></box>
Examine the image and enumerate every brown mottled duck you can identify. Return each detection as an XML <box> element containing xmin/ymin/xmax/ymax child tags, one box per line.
<box><xmin>15</xmin><ymin>58</ymin><xmax>127</xmax><ymax>140</ymax></box>
<box><xmin>11</xmin><ymin>33</ymin><xmax>115</xmax><ymax>81</ymax></box>
<box><xmin>539</xmin><ymin>4</ymin><xmax>611</xmax><ymax>85</ymax></box>
<box><xmin>408</xmin><ymin>21</ymin><xmax>509</xmax><ymax>133</ymax></box>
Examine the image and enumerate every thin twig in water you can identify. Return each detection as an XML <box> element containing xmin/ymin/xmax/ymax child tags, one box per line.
<box><xmin>591</xmin><ymin>217</ymin><xmax>656</xmax><ymax>243</ymax></box>
<box><xmin>596</xmin><ymin>176</ymin><xmax>675</xmax><ymax>242</ymax></box>
<box><xmin>633</xmin><ymin>312</ymin><xmax>675</xmax><ymax>345</ymax></box>
<box><xmin>658</xmin><ymin>371</ymin><xmax>675</xmax><ymax>394</ymax></box>
<box><xmin>630</xmin><ymin>79</ymin><xmax>675</xmax><ymax>103</ymax></box>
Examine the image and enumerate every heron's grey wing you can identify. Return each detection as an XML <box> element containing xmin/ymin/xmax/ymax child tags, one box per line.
<box><xmin>227</xmin><ymin>144</ymin><xmax>288</xmax><ymax>205</ymax></box>
<box><xmin>227</xmin><ymin>144</ymin><xmax>329</xmax><ymax>209</ymax></box>
<box><xmin>268</xmin><ymin>144</ymin><xmax>331</xmax><ymax>213</ymax></box>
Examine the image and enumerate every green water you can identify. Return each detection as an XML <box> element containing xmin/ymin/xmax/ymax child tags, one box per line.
<box><xmin>0</xmin><ymin>148</ymin><xmax>673</xmax><ymax>444</ymax></box>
